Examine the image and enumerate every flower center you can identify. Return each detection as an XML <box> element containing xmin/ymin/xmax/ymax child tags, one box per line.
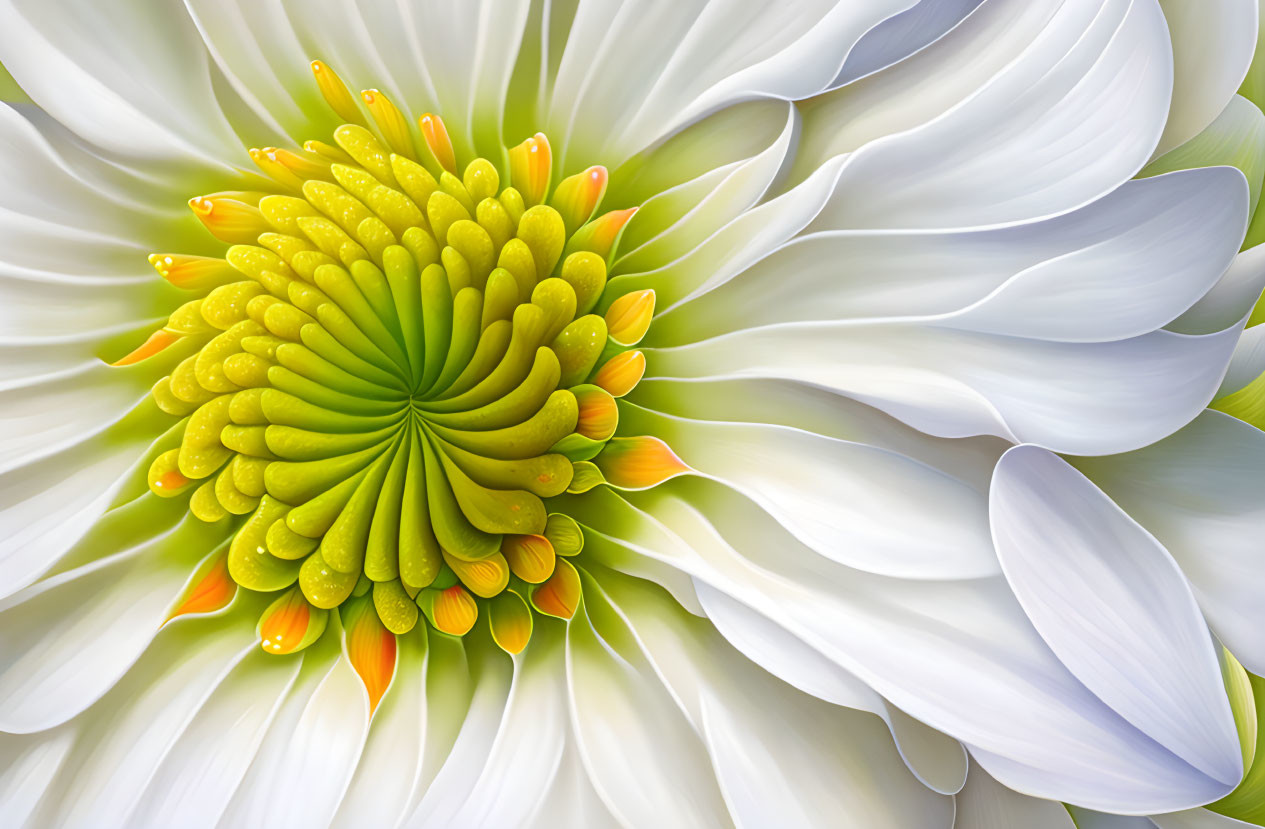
<box><xmin>115</xmin><ymin>61</ymin><xmax>680</xmax><ymax>676</ymax></box>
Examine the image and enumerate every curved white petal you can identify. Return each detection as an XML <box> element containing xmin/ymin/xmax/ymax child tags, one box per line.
<box><xmin>6</xmin><ymin>613</ymin><xmax>257</xmax><ymax>827</ymax></box>
<box><xmin>619</xmin><ymin>402</ymin><xmax>997</xmax><ymax>579</ymax></box>
<box><xmin>801</xmin><ymin>0</ymin><xmax>1172</xmax><ymax>229</ymax></box>
<box><xmin>696</xmin><ymin>580</ymin><xmax>968</xmax><ymax>796</ymax></box>
<box><xmin>584</xmin><ymin>570</ymin><xmax>955</xmax><ymax>827</ymax></box>
<box><xmin>954</xmin><ymin>760</ymin><xmax>1076</xmax><ymax>829</ymax></box>
<box><xmin>990</xmin><ymin>445</ymin><xmax>1241</xmax><ymax>789</ymax></box>
<box><xmin>0</xmin><ymin>0</ymin><xmax>244</xmax><ymax>165</ymax></box>
<box><xmin>1075</xmin><ymin>411</ymin><xmax>1265</xmax><ymax>677</ymax></box>
<box><xmin>568</xmin><ymin>486</ymin><xmax>1244</xmax><ymax>812</ymax></box>
<box><xmin>124</xmin><ymin>649</ymin><xmax>302</xmax><ymax>829</ymax></box>
<box><xmin>1220</xmin><ymin>320</ymin><xmax>1265</xmax><ymax>396</ymax></box>
<box><xmin>524</xmin><ymin>741</ymin><xmax>621</xmax><ymax>829</ymax></box>
<box><xmin>832</xmin><ymin>0</ymin><xmax>985</xmax><ymax>87</ymax></box>
<box><xmin>613</xmin><ymin>103</ymin><xmax>795</xmax><ymax>276</ymax></box>
<box><xmin>332</xmin><ymin>628</ymin><xmax>429</xmax><ymax>829</ymax></box>
<box><xmin>1176</xmin><ymin>229</ymin><xmax>1265</xmax><ymax>339</ymax></box>
<box><xmin>565</xmin><ymin>599</ymin><xmax>731</xmax><ymax>828</ymax></box>
<box><xmin>646</xmin><ymin>319</ymin><xmax>1239</xmax><ymax>456</ymax></box>
<box><xmin>1152</xmin><ymin>809</ymin><xmax>1260</xmax><ymax>828</ymax></box>
<box><xmin>217</xmin><ymin>634</ymin><xmax>369</xmax><ymax>829</ymax></box>
<box><xmin>1154</xmin><ymin>0</ymin><xmax>1259</xmax><ymax>157</ymax></box>
<box><xmin>432</xmin><ymin>636</ymin><xmax>566</xmax><ymax>828</ymax></box>
<box><xmin>547</xmin><ymin>0</ymin><xmax>915</xmax><ymax>169</ymax></box>
<box><xmin>1065</xmin><ymin>806</ymin><xmax>1158</xmax><ymax>828</ymax></box>
<box><xmin>0</xmin><ymin>512</ymin><xmax>223</xmax><ymax>733</ymax></box>
<box><xmin>654</xmin><ymin>168</ymin><xmax>1246</xmax><ymax>345</ymax></box>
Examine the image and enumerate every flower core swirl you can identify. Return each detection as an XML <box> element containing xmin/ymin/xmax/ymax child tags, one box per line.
<box><xmin>118</xmin><ymin>62</ymin><xmax>683</xmax><ymax>667</ymax></box>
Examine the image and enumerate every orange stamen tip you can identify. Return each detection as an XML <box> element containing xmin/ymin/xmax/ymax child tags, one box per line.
<box><xmin>419</xmin><ymin>112</ymin><xmax>457</xmax><ymax>173</ymax></box>
<box><xmin>531</xmin><ymin>559</ymin><xmax>580</xmax><ymax>620</ymax></box>
<box><xmin>605</xmin><ymin>289</ymin><xmax>655</xmax><ymax>345</ymax></box>
<box><xmin>112</xmin><ymin>328</ymin><xmax>180</xmax><ymax>366</ymax></box>
<box><xmin>310</xmin><ymin>60</ymin><xmax>325</xmax><ymax>73</ymax></box>
<box><xmin>167</xmin><ymin>551</ymin><xmax>235</xmax><ymax>623</ymax></box>
<box><xmin>509</xmin><ymin>133</ymin><xmax>553</xmax><ymax>205</ymax></box>
<box><xmin>502</xmin><ymin>534</ymin><xmax>557</xmax><ymax>584</ymax></box>
<box><xmin>361</xmin><ymin>89</ymin><xmax>377</xmax><ymax>104</ymax></box>
<box><xmin>188</xmin><ymin>196</ymin><xmax>213</xmax><ymax>216</ymax></box>
<box><xmin>345</xmin><ymin>603</ymin><xmax>396</xmax><ymax>715</ymax></box>
<box><xmin>575</xmin><ymin>386</ymin><xmax>618</xmax><ymax>441</ymax></box>
<box><xmin>434</xmin><ymin>585</ymin><xmax>478</xmax><ymax>635</ymax></box>
<box><xmin>593</xmin><ymin>350</ymin><xmax>646</xmax><ymax>397</ymax></box>
<box><xmin>594</xmin><ymin>436</ymin><xmax>690</xmax><ymax>490</ymax></box>
<box><xmin>258</xmin><ymin>587</ymin><xmax>328</xmax><ymax>656</ymax></box>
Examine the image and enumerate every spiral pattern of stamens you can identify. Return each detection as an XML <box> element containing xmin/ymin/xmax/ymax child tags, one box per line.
<box><xmin>133</xmin><ymin>100</ymin><xmax>656</xmax><ymax>652</ymax></box>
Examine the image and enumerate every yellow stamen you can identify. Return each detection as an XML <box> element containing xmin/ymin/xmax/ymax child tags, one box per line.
<box><xmin>502</xmin><ymin>534</ymin><xmax>557</xmax><ymax>583</ymax></box>
<box><xmin>568</xmin><ymin>207</ymin><xmax>637</xmax><ymax>261</ymax></box>
<box><xmin>489</xmin><ymin>591</ymin><xmax>533</xmax><ymax>655</ymax></box>
<box><xmin>433</xmin><ymin>585</ymin><xmax>478</xmax><ymax>635</ymax></box>
<box><xmin>551</xmin><ymin>166</ymin><xmax>608</xmax><ymax>235</ymax></box>
<box><xmin>509</xmin><ymin>133</ymin><xmax>552</xmax><ymax>206</ymax></box>
<box><xmin>575</xmin><ymin>386</ymin><xmax>618</xmax><ymax>441</ymax></box>
<box><xmin>593</xmin><ymin>350</ymin><xmax>646</xmax><ymax>397</ymax></box>
<box><xmin>605</xmin><ymin>289</ymin><xmax>655</xmax><ymax>346</ymax></box>
<box><xmin>361</xmin><ymin>89</ymin><xmax>414</xmax><ymax>158</ymax></box>
<box><xmin>444</xmin><ymin>551</ymin><xmax>511</xmax><ymax>598</ymax></box>
<box><xmin>189</xmin><ymin>194</ymin><xmax>270</xmax><ymax>244</ymax></box>
<box><xmin>249</xmin><ymin>147</ymin><xmax>304</xmax><ymax>191</ymax></box>
<box><xmin>148</xmin><ymin>253</ymin><xmax>238</xmax><ymax>291</ymax></box>
<box><xmin>310</xmin><ymin>60</ymin><xmax>365</xmax><ymax>125</ymax></box>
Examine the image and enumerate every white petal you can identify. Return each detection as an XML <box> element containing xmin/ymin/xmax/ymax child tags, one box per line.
<box><xmin>566</xmin><ymin>597</ymin><xmax>731</xmax><ymax>828</ymax></box>
<box><xmin>1176</xmin><ymin>229</ymin><xmax>1265</xmax><ymax>339</ymax></box>
<box><xmin>991</xmin><ymin>445</ymin><xmax>1241</xmax><ymax>789</ymax></box>
<box><xmin>585</xmin><ymin>570</ymin><xmax>955</xmax><ymax>827</ymax></box>
<box><xmin>0</xmin><ymin>730</ymin><xmax>74</xmax><ymax>828</ymax></box>
<box><xmin>0</xmin><ymin>511</ymin><xmax>221</xmax><ymax>732</ymax></box>
<box><xmin>125</xmin><ymin>649</ymin><xmax>302</xmax><ymax>829</ymax></box>
<box><xmin>13</xmin><ymin>613</ymin><xmax>256</xmax><ymax>827</ymax></box>
<box><xmin>1219</xmin><ymin>319</ymin><xmax>1265</xmax><ymax>396</ymax></box>
<box><xmin>548</xmin><ymin>0</ymin><xmax>915</xmax><ymax>169</ymax></box>
<box><xmin>333</xmin><ymin>629</ymin><xmax>429</xmax><ymax>829</ymax></box>
<box><xmin>1067</xmin><ymin>806</ymin><xmax>1162</xmax><ymax>828</ymax></box>
<box><xmin>1153</xmin><ymin>809</ymin><xmax>1260</xmax><ymax>828</ymax></box>
<box><xmin>832</xmin><ymin>0</ymin><xmax>985</xmax><ymax>86</ymax></box>
<box><xmin>801</xmin><ymin>0</ymin><xmax>1172</xmax><ymax>229</ymax></box>
<box><xmin>1075</xmin><ymin>411</ymin><xmax>1265</xmax><ymax>677</ymax></box>
<box><xmin>655</xmin><ymin>168</ymin><xmax>1246</xmax><ymax>345</ymax></box>
<box><xmin>954</xmin><ymin>760</ymin><xmax>1076</xmax><ymax>829</ymax></box>
<box><xmin>619</xmin><ymin>402</ymin><xmax>997</xmax><ymax>579</ymax></box>
<box><xmin>433</xmin><ymin>636</ymin><xmax>567</xmax><ymax>828</ymax></box>
<box><xmin>0</xmin><ymin>0</ymin><xmax>243</xmax><ymax>164</ymax></box>
<box><xmin>646</xmin><ymin>319</ymin><xmax>1238</xmax><ymax>455</ymax></box>
<box><xmin>525</xmin><ymin>740</ymin><xmax>621</xmax><ymax>829</ymax></box>
<box><xmin>613</xmin><ymin>103</ymin><xmax>795</xmax><ymax>276</ymax></box>
<box><xmin>607</xmin><ymin>154</ymin><xmax>849</xmax><ymax>309</ymax></box>
<box><xmin>1154</xmin><ymin>0</ymin><xmax>1259</xmax><ymax>157</ymax></box>
<box><xmin>696</xmin><ymin>580</ymin><xmax>968</xmax><ymax>795</ymax></box>
<box><xmin>218</xmin><ymin>634</ymin><xmax>369</xmax><ymax>829</ymax></box>
<box><xmin>569</xmin><ymin>486</ymin><xmax>1244</xmax><ymax>812</ymax></box>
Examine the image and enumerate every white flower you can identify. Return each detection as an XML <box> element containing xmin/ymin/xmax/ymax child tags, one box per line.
<box><xmin>0</xmin><ymin>0</ymin><xmax>1263</xmax><ymax>827</ymax></box>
